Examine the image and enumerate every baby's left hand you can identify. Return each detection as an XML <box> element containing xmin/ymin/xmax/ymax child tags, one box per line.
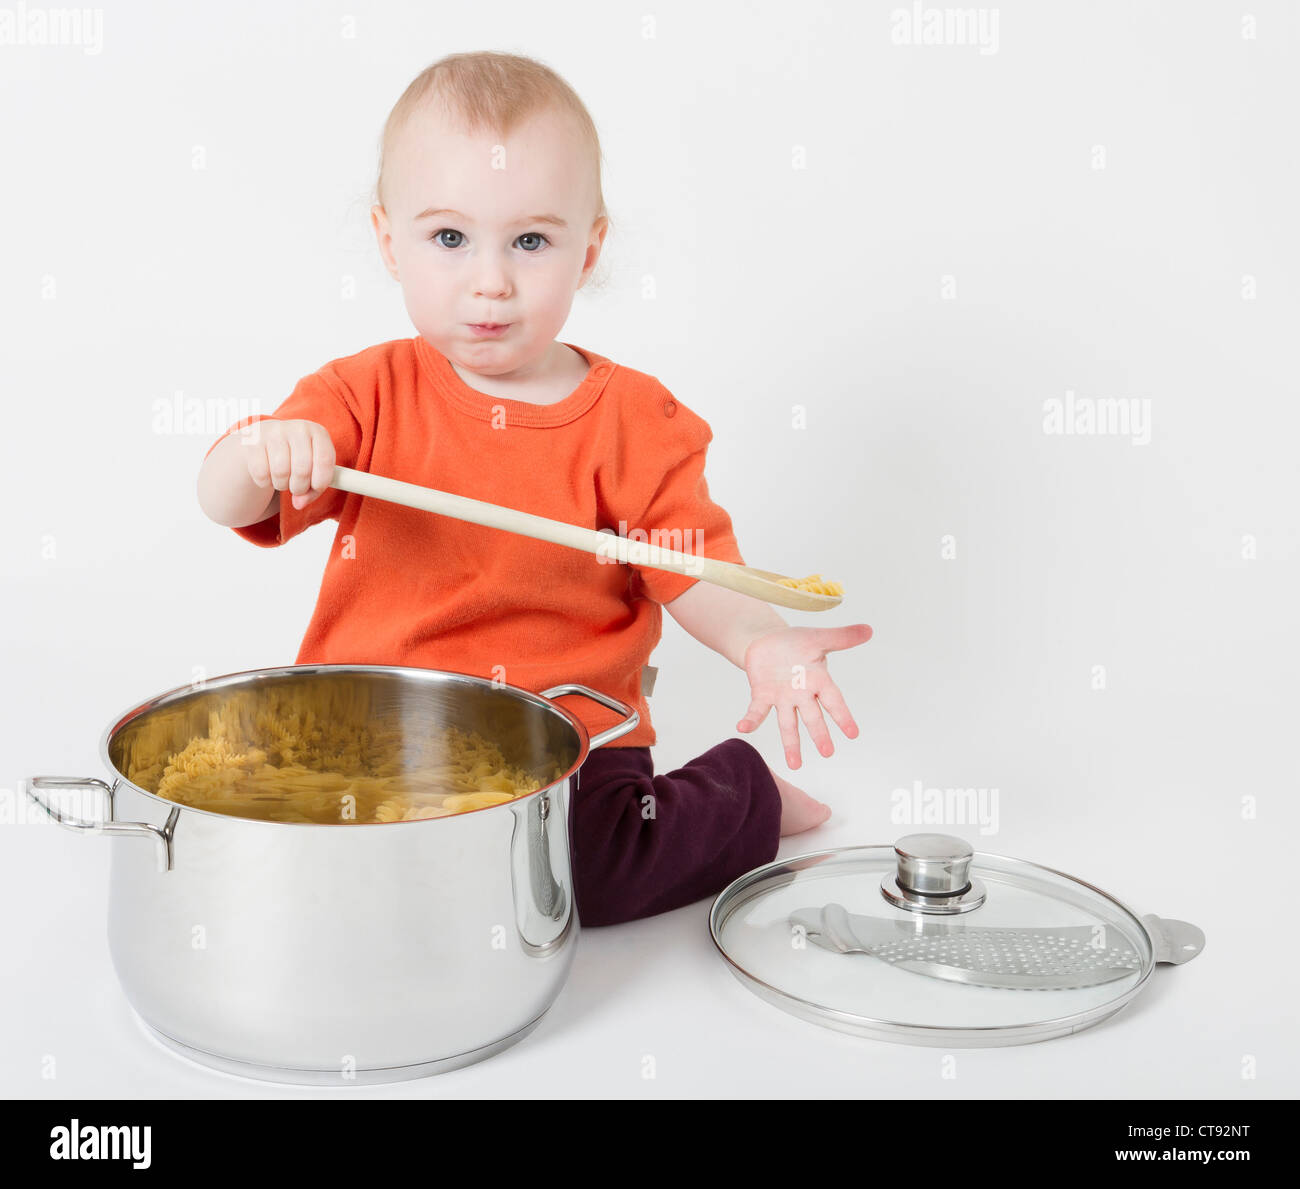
<box><xmin>737</xmin><ymin>624</ymin><xmax>872</xmax><ymax>769</ymax></box>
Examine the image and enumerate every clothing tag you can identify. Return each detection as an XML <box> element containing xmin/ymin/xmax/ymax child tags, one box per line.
<box><xmin>641</xmin><ymin>664</ymin><xmax>659</xmax><ymax>696</ymax></box>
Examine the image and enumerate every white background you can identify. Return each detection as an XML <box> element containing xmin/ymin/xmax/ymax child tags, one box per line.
<box><xmin>2</xmin><ymin>0</ymin><xmax>1296</xmax><ymax>1098</ymax></box>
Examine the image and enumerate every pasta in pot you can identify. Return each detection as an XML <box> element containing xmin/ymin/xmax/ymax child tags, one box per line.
<box><xmin>118</xmin><ymin>683</ymin><xmax>565</xmax><ymax>824</ymax></box>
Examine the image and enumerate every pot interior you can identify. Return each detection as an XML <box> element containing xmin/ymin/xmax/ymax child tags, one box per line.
<box><xmin>106</xmin><ymin>667</ymin><xmax>581</xmax><ymax>825</ymax></box>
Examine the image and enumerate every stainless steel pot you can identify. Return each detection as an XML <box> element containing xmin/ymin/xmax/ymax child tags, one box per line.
<box><xmin>27</xmin><ymin>664</ymin><xmax>638</xmax><ymax>1085</ymax></box>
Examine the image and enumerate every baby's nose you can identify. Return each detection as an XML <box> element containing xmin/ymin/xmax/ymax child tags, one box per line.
<box><xmin>472</xmin><ymin>257</ymin><xmax>512</xmax><ymax>299</ymax></box>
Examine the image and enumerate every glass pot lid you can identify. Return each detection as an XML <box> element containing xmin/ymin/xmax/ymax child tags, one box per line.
<box><xmin>709</xmin><ymin>834</ymin><xmax>1204</xmax><ymax>1048</ymax></box>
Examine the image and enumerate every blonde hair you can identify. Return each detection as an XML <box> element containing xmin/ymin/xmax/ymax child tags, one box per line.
<box><xmin>375</xmin><ymin>50</ymin><xmax>608</xmax><ymax>230</ymax></box>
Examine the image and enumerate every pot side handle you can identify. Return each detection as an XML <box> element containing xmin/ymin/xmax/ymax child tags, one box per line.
<box><xmin>1142</xmin><ymin>914</ymin><xmax>1205</xmax><ymax>965</ymax></box>
<box><xmin>539</xmin><ymin>685</ymin><xmax>639</xmax><ymax>750</ymax></box>
<box><xmin>27</xmin><ymin>776</ymin><xmax>174</xmax><ymax>873</ymax></box>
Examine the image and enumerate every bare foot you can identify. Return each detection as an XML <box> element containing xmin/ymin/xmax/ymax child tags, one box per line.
<box><xmin>768</xmin><ymin>764</ymin><xmax>831</xmax><ymax>836</ymax></box>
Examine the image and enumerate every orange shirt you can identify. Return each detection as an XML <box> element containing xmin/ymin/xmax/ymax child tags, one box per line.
<box><xmin>204</xmin><ymin>337</ymin><xmax>746</xmax><ymax>748</ymax></box>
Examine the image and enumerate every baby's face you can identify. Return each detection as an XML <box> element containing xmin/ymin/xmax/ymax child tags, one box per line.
<box><xmin>372</xmin><ymin>105</ymin><xmax>607</xmax><ymax>381</ymax></box>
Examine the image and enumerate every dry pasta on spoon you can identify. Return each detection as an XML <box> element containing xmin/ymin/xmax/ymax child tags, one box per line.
<box><xmin>776</xmin><ymin>573</ymin><xmax>844</xmax><ymax>596</ymax></box>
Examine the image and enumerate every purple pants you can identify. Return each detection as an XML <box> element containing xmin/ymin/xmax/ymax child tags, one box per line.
<box><xmin>569</xmin><ymin>737</ymin><xmax>782</xmax><ymax>926</ymax></box>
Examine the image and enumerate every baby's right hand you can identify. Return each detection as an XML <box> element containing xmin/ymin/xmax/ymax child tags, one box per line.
<box><xmin>240</xmin><ymin>419</ymin><xmax>336</xmax><ymax>511</ymax></box>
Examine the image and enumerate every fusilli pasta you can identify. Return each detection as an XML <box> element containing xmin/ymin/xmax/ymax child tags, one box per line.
<box><xmin>776</xmin><ymin>573</ymin><xmax>844</xmax><ymax>595</ymax></box>
<box><xmin>117</xmin><ymin>683</ymin><xmax>565</xmax><ymax>824</ymax></box>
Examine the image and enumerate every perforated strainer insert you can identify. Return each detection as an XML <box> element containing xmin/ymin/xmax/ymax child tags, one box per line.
<box><xmin>788</xmin><ymin>906</ymin><xmax>1144</xmax><ymax>990</ymax></box>
<box><xmin>709</xmin><ymin>834</ymin><xmax>1204</xmax><ymax>1047</ymax></box>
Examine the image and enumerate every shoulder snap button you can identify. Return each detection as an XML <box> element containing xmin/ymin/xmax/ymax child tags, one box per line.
<box><xmin>663</xmin><ymin>399</ymin><xmax>677</xmax><ymax>417</ymax></box>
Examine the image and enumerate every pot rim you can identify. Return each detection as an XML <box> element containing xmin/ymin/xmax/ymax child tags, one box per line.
<box><xmin>97</xmin><ymin>662</ymin><xmax>593</xmax><ymax>828</ymax></box>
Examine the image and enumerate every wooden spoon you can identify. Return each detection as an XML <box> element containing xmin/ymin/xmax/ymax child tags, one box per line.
<box><xmin>328</xmin><ymin>465</ymin><xmax>841</xmax><ymax>612</ymax></box>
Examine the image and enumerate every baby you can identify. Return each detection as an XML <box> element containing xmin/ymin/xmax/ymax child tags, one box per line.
<box><xmin>196</xmin><ymin>51</ymin><xmax>872</xmax><ymax>925</ymax></box>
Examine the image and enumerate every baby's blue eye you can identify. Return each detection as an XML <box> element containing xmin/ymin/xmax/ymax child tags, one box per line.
<box><xmin>516</xmin><ymin>232</ymin><xmax>548</xmax><ymax>252</ymax></box>
<box><xmin>433</xmin><ymin>228</ymin><xmax>464</xmax><ymax>248</ymax></box>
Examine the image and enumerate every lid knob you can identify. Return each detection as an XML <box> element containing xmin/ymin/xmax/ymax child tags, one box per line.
<box><xmin>895</xmin><ymin>833</ymin><xmax>974</xmax><ymax>895</ymax></box>
<box><xmin>882</xmin><ymin>833</ymin><xmax>987</xmax><ymax>915</ymax></box>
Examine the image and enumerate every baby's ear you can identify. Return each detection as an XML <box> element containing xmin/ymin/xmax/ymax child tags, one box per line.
<box><xmin>370</xmin><ymin>204</ymin><xmax>401</xmax><ymax>281</ymax></box>
<box><xmin>578</xmin><ymin>216</ymin><xmax>610</xmax><ymax>289</ymax></box>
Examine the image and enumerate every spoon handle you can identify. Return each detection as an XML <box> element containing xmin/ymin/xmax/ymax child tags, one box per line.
<box><xmin>328</xmin><ymin>465</ymin><xmax>837</xmax><ymax>611</ymax></box>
